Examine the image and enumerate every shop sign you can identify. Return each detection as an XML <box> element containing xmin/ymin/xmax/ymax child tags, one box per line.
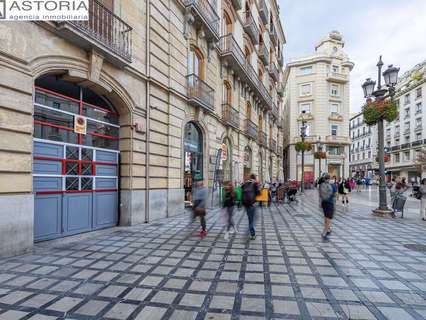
<box><xmin>74</xmin><ymin>115</ymin><xmax>87</xmax><ymax>134</ymax></box>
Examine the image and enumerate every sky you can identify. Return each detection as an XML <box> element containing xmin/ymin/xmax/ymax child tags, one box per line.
<box><xmin>278</xmin><ymin>0</ymin><xmax>426</xmax><ymax>113</ymax></box>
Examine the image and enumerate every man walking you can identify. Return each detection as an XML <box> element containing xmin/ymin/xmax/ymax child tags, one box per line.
<box><xmin>242</xmin><ymin>174</ymin><xmax>260</xmax><ymax>240</ymax></box>
<box><xmin>192</xmin><ymin>177</ymin><xmax>208</xmax><ymax>238</ymax></box>
<box><xmin>318</xmin><ymin>173</ymin><xmax>337</xmax><ymax>239</ymax></box>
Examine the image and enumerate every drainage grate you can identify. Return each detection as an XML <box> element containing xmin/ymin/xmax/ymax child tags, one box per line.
<box><xmin>404</xmin><ymin>244</ymin><xmax>426</xmax><ymax>252</ymax></box>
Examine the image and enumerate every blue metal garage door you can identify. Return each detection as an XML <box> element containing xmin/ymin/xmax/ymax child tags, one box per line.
<box><xmin>32</xmin><ymin>76</ymin><xmax>119</xmax><ymax>242</ymax></box>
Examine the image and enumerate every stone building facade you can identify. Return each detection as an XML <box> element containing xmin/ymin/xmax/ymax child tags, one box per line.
<box><xmin>283</xmin><ymin>31</ymin><xmax>354</xmax><ymax>182</ymax></box>
<box><xmin>0</xmin><ymin>0</ymin><xmax>285</xmax><ymax>256</ymax></box>
<box><xmin>349</xmin><ymin>112</ymin><xmax>378</xmax><ymax>178</ymax></box>
<box><xmin>384</xmin><ymin>60</ymin><xmax>426</xmax><ymax>180</ymax></box>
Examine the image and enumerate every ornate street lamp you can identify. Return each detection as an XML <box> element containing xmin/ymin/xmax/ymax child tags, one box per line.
<box><xmin>361</xmin><ymin>56</ymin><xmax>399</xmax><ymax>217</ymax></box>
<box><xmin>300</xmin><ymin>115</ymin><xmax>307</xmax><ymax>193</ymax></box>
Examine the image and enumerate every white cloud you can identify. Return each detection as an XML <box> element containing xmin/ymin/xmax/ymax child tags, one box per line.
<box><xmin>279</xmin><ymin>0</ymin><xmax>426</xmax><ymax>113</ymax></box>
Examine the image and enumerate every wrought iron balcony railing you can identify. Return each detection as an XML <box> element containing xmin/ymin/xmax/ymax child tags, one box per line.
<box><xmin>184</xmin><ymin>0</ymin><xmax>220</xmax><ymax>42</ymax></box>
<box><xmin>231</xmin><ymin>0</ymin><xmax>242</xmax><ymax>10</ymax></box>
<box><xmin>269</xmin><ymin>23</ymin><xmax>278</xmax><ymax>46</ymax></box>
<box><xmin>269</xmin><ymin>63</ymin><xmax>279</xmax><ymax>82</ymax></box>
<box><xmin>186</xmin><ymin>74</ymin><xmax>215</xmax><ymax>112</ymax></box>
<box><xmin>259</xmin><ymin>0</ymin><xmax>269</xmax><ymax>25</ymax></box>
<box><xmin>258</xmin><ymin>131</ymin><xmax>267</xmax><ymax>146</ymax></box>
<box><xmin>219</xmin><ymin>35</ymin><xmax>272</xmax><ymax>109</ymax></box>
<box><xmin>259</xmin><ymin>42</ymin><xmax>269</xmax><ymax>66</ymax></box>
<box><xmin>245</xmin><ymin>119</ymin><xmax>258</xmax><ymax>140</ymax></box>
<box><xmin>222</xmin><ymin>104</ymin><xmax>239</xmax><ymax>129</ymax></box>
<box><xmin>56</xmin><ymin>0</ymin><xmax>132</xmax><ymax>67</ymax></box>
<box><xmin>243</xmin><ymin>11</ymin><xmax>259</xmax><ymax>44</ymax></box>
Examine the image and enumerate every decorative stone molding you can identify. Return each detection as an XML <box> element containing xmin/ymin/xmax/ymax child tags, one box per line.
<box><xmin>328</xmin><ymin>112</ymin><xmax>343</xmax><ymax>122</ymax></box>
<box><xmin>88</xmin><ymin>50</ymin><xmax>104</xmax><ymax>83</ymax></box>
<box><xmin>297</xmin><ymin>112</ymin><xmax>314</xmax><ymax>121</ymax></box>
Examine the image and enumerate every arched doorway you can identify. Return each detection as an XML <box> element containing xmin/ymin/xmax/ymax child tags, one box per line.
<box><xmin>33</xmin><ymin>74</ymin><xmax>120</xmax><ymax>241</ymax></box>
<box><xmin>184</xmin><ymin>122</ymin><xmax>203</xmax><ymax>205</ymax></box>
<box><xmin>243</xmin><ymin>146</ymin><xmax>252</xmax><ymax>181</ymax></box>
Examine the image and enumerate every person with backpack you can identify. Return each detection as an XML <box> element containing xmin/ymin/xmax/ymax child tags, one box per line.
<box><xmin>242</xmin><ymin>174</ymin><xmax>260</xmax><ymax>240</ymax></box>
<box><xmin>319</xmin><ymin>173</ymin><xmax>337</xmax><ymax>239</ymax></box>
<box><xmin>338</xmin><ymin>178</ymin><xmax>350</xmax><ymax>206</ymax></box>
<box><xmin>223</xmin><ymin>181</ymin><xmax>237</xmax><ymax>240</ymax></box>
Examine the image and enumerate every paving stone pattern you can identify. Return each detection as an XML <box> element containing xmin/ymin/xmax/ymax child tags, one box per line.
<box><xmin>0</xmin><ymin>191</ymin><xmax>425</xmax><ymax>319</ymax></box>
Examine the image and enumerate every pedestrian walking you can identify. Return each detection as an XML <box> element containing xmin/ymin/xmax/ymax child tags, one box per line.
<box><xmin>242</xmin><ymin>174</ymin><xmax>260</xmax><ymax>240</ymax></box>
<box><xmin>338</xmin><ymin>178</ymin><xmax>349</xmax><ymax>206</ymax></box>
<box><xmin>318</xmin><ymin>173</ymin><xmax>337</xmax><ymax>239</ymax></box>
<box><xmin>356</xmin><ymin>177</ymin><xmax>362</xmax><ymax>192</ymax></box>
<box><xmin>192</xmin><ymin>178</ymin><xmax>208</xmax><ymax>238</ymax></box>
<box><xmin>223</xmin><ymin>181</ymin><xmax>237</xmax><ymax>240</ymax></box>
<box><xmin>419</xmin><ymin>178</ymin><xmax>426</xmax><ymax>221</ymax></box>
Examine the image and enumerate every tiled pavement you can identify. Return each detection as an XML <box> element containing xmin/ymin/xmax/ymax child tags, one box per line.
<box><xmin>0</xmin><ymin>191</ymin><xmax>425</xmax><ymax>320</ymax></box>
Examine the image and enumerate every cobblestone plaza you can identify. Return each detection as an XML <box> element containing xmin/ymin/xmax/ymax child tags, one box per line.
<box><xmin>0</xmin><ymin>190</ymin><xmax>425</xmax><ymax>320</ymax></box>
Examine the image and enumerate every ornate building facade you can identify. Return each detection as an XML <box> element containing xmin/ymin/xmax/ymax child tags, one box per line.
<box><xmin>283</xmin><ymin>31</ymin><xmax>354</xmax><ymax>181</ymax></box>
<box><xmin>0</xmin><ymin>0</ymin><xmax>285</xmax><ymax>256</ymax></box>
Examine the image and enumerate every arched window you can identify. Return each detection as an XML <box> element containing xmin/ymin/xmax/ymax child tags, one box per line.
<box><xmin>222</xmin><ymin>11</ymin><xmax>233</xmax><ymax>35</ymax></box>
<box><xmin>184</xmin><ymin>121</ymin><xmax>204</xmax><ymax>203</ymax></box>
<box><xmin>223</xmin><ymin>80</ymin><xmax>232</xmax><ymax>105</ymax></box>
<box><xmin>188</xmin><ymin>46</ymin><xmax>204</xmax><ymax>80</ymax></box>
<box><xmin>246</xmin><ymin>102</ymin><xmax>252</xmax><ymax>121</ymax></box>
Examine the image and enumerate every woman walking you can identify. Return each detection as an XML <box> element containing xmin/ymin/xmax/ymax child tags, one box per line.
<box><xmin>223</xmin><ymin>181</ymin><xmax>237</xmax><ymax>240</ymax></box>
<box><xmin>192</xmin><ymin>178</ymin><xmax>208</xmax><ymax>237</ymax></box>
<box><xmin>338</xmin><ymin>178</ymin><xmax>349</xmax><ymax>206</ymax></box>
<box><xmin>419</xmin><ymin>178</ymin><xmax>426</xmax><ymax>221</ymax></box>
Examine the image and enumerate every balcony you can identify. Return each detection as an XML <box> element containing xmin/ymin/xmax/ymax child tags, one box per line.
<box><xmin>258</xmin><ymin>0</ymin><xmax>269</xmax><ymax>25</ymax></box>
<box><xmin>243</xmin><ymin>11</ymin><xmax>259</xmax><ymax>44</ymax></box>
<box><xmin>326</xmin><ymin>72</ymin><xmax>348</xmax><ymax>84</ymax></box>
<box><xmin>230</xmin><ymin>0</ymin><xmax>242</xmax><ymax>11</ymax></box>
<box><xmin>222</xmin><ymin>104</ymin><xmax>239</xmax><ymax>129</ymax></box>
<box><xmin>186</xmin><ymin>74</ymin><xmax>215</xmax><ymax>112</ymax></box>
<box><xmin>404</xmin><ymin>128</ymin><xmax>410</xmax><ymax>134</ymax></box>
<box><xmin>412</xmin><ymin>140</ymin><xmax>423</xmax><ymax>146</ymax></box>
<box><xmin>219</xmin><ymin>35</ymin><xmax>272</xmax><ymax>108</ymax></box>
<box><xmin>271</xmin><ymin>103</ymin><xmax>279</xmax><ymax>119</ymax></box>
<box><xmin>395</xmin><ymin>131</ymin><xmax>400</xmax><ymax>137</ymax></box>
<box><xmin>269</xmin><ymin>23</ymin><xmax>278</xmax><ymax>46</ymax></box>
<box><xmin>258</xmin><ymin>131</ymin><xmax>267</xmax><ymax>147</ymax></box>
<box><xmin>245</xmin><ymin>119</ymin><xmax>258</xmax><ymax>140</ymax></box>
<box><xmin>401</xmin><ymin>143</ymin><xmax>410</xmax><ymax>149</ymax></box>
<box><xmin>270</xmin><ymin>139</ymin><xmax>277</xmax><ymax>153</ymax></box>
<box><xmin>328</xmin><ymin>112</ymin><xmax>343</xmax><ymax>121</ymax></box>
<box><xmin>327</xmin><ymin>153</ymin><xmax>345</xmax><ymax>162</ymax></box>
<box><xmin>415</xmin><ymin>125</ymin><xmax>422</xmax><ymax>132</ymax></box>
<box><xmin>269</xmin><ymin>63</ymin><xmax>279</xmax><ymax>82</ymax></box>
<box><xmin>293</xmin><ymin>135</ymin><xmax>318</xmax><ymax>143</ymax></box>
<box><xmin>325</xmin><ymin>135</ymin><xmax>351</xmax><ymax>144</ymax></box>
<box><xmin>54</xmin><ymin>0</ymin><xmax>132</xmax><ymax>67</ymax></box>
<box><xmin>258</xmin><ymin>42</ymin><xmax>269</xmax><ymax>66</ymax></box>
<box><xmin>184</xmin><ymin>0</ymin><xmax>220</xmax><ymax>42</ymax></box>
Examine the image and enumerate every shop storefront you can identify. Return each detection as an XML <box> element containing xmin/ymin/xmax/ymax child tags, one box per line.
<box><xmin>184</xmin><ymin>122</ymin><xmax>203</xmax><ymax>205</ymax></box>
<box><xmin>33</xmin><ymin>75</ymin><xmax>120</xmax><ymax>241</ymax></box>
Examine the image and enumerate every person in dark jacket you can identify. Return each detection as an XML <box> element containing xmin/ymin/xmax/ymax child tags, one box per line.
<box><xmin>242</xmin><ymin>174</ymin><xmax>260</xmax><ymax>240</ymax></box>
<box><xmin>192</xmin><ymin>178</ymin><xmax>208</xmax><ymax>237</ymax></box>
<box><xmin>223</xmin><ymin>181</ymin><xmax>237</xmax><ymax>240</ymax></box>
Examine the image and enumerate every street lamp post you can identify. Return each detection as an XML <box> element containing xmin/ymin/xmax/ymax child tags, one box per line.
<box><xmin>316</xmin><ymin>137</ymin><xmax>323</xmax><ymax>179</ymax></box>
<box><xmin>300</xmin><ymin>113</ymin><xmax>307</xmax><ymax>193</ymax></box>
<box><xmin>361</xmin><ymin>56</ymin><xmax>399</xmax><ymax>216</ymax></box>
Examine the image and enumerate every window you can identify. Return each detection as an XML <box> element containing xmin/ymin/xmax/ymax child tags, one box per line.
<box><xmin>300</xmin><ymin>83</ymin><xmax>312</xmax><ymax>96</ymax></box>
<box><xmin>395</xmin><ymin>125</ymin><xmax>400</xmax><ymax>135</ymax></box>
<box><xmin>395</xmin><ymin>138</ymin><xmax>400</xmax><ymax>144</ymax></box>
<box><xmin>404</xmin><ymin>151</ymin><xmax>410</xmax><ymax>161</ymax></box>
<box><xmin>362</xmin><ymin>127</ymin><xmax>365</xmax><ymax>135</ymax></box>
<box><xmin>405</xmin><ymin>135</ymin><xmax>410</xmax><ymax>143</ymax></box>
<box><xmin>368</xmin><ymin>151</ymin><xmax>371</xmax><ymax>158</ymax></box>
<box><xmin>327</xmin><ymin>146</ymin><xmax>340</xmax><ymax>155</ymax></box>
<box><xmin>395</xmin><ymin>153</ymin><xmax>400</xmax><ymax>163</ymax></box>
<box><xmin>416</xmin><ymin>117</ymin><xmax>422</xmax><ymax>128</ymax></box>
<box><xmin>405</xmin><ymin>121</ymin><xmax>410</xmax><ymax>130</ymax></box>
<box><xmin>404</xmin><ymin>93</ymin><xmax>410</xmax><ymax>105</ymax></box>
<box><xmin>368</xmin><ymin>138</ymin><xmax>371</xmax><ymax>147</ymax></box>
<box><xmin>298</xmin><ymin>66</ymin><xmax>313</xmax><ymax>75</ymax></box>
<box><xmin>352</xmin><ymin>154</ymin><xmax>355</xmax><ymax>161</ymax></box>
<box><xmin>332</xmin><ymin>65</ymin><xmax>339</xmax><ymax>73</ymax></box>
<box><xmin>352</xmin><ymin>132</ymin><xmax>355</xmax><ymax>139</ymax></box>
<box><xmin>188</xmin><ymin>46</ymin><xmax>204</xmax><ymax>79</ymax></box>
<box><xmin>416</xmin><ymin>102</ymin><xmax>422</xmax><ymax>114</ymax></box>
<box><xmin>357</xmin><ymin>154</ymin><xmax>360</xmax><ymax>160</ymax></box>
<box><xmin>330</xmin><ymin>84</ymin><xmax>339</xmax><ymax>96</ymax></box>
<box><xmin>299</xmin><ymin>102</ymin><xmax>311</xmax><ymax>113</ymax></box>
<box><xmin>357</xmin><ymin>129</ymin><xmax>360</xmax><ymax>137</ymax></box>
<box><xmin>331</xmin><ymin>125</ymin><xmax>338</xmax><ymax>136</ymax></box>
<box><xmin>362</xmin><ymin>152</ymin><xmax>365</xmax><ymax>159</ymax></box>
<box><xmin>330</xmin><ymin>103</ymin><xmax>339</xmax><ymax>113</ymax></box>
<box><xmin>404</xmin><ymin>108</ymin><xmax>410</xmax><ymax>118</ymax></box>
<box><xmin>416</xmin><ymin>87</ymin><xmax>422</xmax><ymax>99</ymax></box>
